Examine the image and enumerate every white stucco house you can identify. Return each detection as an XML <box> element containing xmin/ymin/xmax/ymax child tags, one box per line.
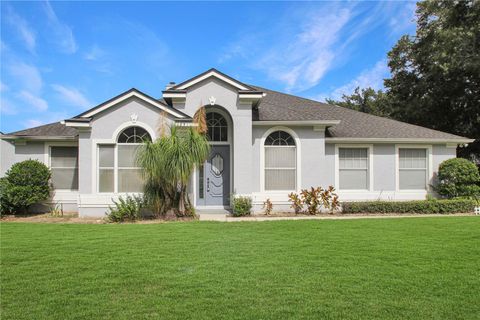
<box><xmin>0</xmin><ymin>69</ymin><xmax>474</xmax><ymax>216</ymax></box>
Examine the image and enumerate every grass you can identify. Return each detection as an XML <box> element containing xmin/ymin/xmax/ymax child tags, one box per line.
<box><xmin>1</xmin><ymin>217</ymin><xmax>479</xmax><ymax>319</ymax></box>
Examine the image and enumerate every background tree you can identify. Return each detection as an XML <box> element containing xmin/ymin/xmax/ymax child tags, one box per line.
<box><xmin>327</xmin><ymin>0</ymin><xmax>480</xmax><ymax>162</ymax></box>
<box><xmin>326</xmin><ymin>87</ymin><xmax>392</xmax><ymax>117</ymax></box>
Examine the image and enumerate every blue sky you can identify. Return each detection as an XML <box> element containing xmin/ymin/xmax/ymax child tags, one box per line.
<box><xmin>0</xmin><ymin>1</ymin><xmax>416</xmax><ymax>133</ymax></box>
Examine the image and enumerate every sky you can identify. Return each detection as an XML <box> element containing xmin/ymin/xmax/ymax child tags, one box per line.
<box><xmin>0</xmin><ymin>1</ymin><xmax>417</xmax><ymax>133</ymax></box>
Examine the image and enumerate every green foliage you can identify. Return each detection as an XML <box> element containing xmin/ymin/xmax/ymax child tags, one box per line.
<box><xmin>342</xmin><ymin>199</ymin><xmax>476</xmax><ymax>214</ymax></box>
<box><xmin>328</xmin><ymin>1</ymin><xmax>480</xmax><ymax>161</ymax></box>
<box><xmin>436</xmin><ymin>158</ymin><xmax>480</xmax><ymax>198</ymax></box>
<box><xmin>137</xmin><ymin>125</ymin><xmax>210</xmax><ymax>217</ymax></box>
<box><xmin>231</xmin><ymin>195</ymin><xmax>252</xmax><ymax>217</ymax></box>
<box><xmin>262</xmin><ymin>198</ymin><xmax>273</xmax><ymax>215</ymax></box>
<box><xmin>107</xmin><ymin>195</ymin><xmax>144</xmax><ymax>222</ymax></box>
<box><xmin>326</xmin><ymin>87</ymin><xmax>393</xmax><ymax>117</ymax></box>
<box><xmin>0</xmin><ymin>160</ymin><xmax>51</xmax><ymax>215</ymax></box>
<box><xmin>385</xmin><ymin>0</ymin><xmax>480</xmax><ymax>158</ymax></box>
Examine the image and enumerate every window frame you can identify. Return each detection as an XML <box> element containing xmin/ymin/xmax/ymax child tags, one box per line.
<box><xmin>93</xmin><ymin>123</ymin><xmax>154</xmax><ymax>194</ymax></box>
<box><xmin>45</xmin><ymin>142</ymin><xmax>79</xmax><ymax>192</ymax></box>
<box><xmin>335</xmin><ymin>144</ymin><xmax>373</xmax><ymax>192</ymax></box>
<box><xmin>395</xmin><ymin>145</ymin><xmax>432</xmax><ymax>192</ymax></box>
<box><xmin>260</xmin><ymin>127</ymin><xmax>300</xmax><ymax>192</ymax></box>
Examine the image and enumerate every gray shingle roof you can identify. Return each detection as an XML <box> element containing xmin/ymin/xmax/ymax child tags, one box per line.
<box><xmin>252</xmin><ymin>86</ymin><xmax>468</xmax><ymax>140</ymax></box>
<box><xmin>6</xmin><ymin>122</ymin><xmax>77</xmax><ymax>137</ymax></box>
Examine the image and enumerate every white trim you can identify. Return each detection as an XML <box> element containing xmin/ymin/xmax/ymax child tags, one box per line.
<box><xmin>254</xmin><ymin>120</ymin><xmax>340</xmax><ymax>126</ymax></box>
<box><xmin>335</xmin><ymin>144</ymin><xmax>374</xmax><ymax>192</ymax></box>
<box><xmin>197</xmin><ymin>108</ymin><xmax>233</xmax><ymax>207</ymax></box>
<box><xmin>82</xmin><ymin>90</ymin><xmax>186</xmax><ymax>118</ymax></box>
<box><xmin>238</xmin><ymin>93</ymin><xmax>264</xmax><ymax>99</ymax></box>
<box><xmin>44</xmin><ymin>141</ymin><xmax>79</xmax><ymax>192</ymax></box>
<box><xmin>111</xmin><ymin>121</ymin><xmax>156</xmax><ymax>142</ymax></box>
<box><xmin>162</xmin><ymin>92</ymin><xmax>187</xmax><ymax>99</ymax></box>
<box><xmin>260</xmin><ymin>126</ymin><xmax>301</xmax><ymax>193</ymax></box>
<box><xmin>1</xmin><ymin>135</ymin><xmax>77</xmax><ymax>141</ymax></box>
<box><xmin>64</xmin><ymin>121</ymin><xmax>91</xmax><ymax>128</ymax></box>
<box><xmin>326</xmin><ymin>138</ymin><xmax>473</xmax><ymax>144</ymax></box>
<box><xmin>176</xmin><ymin>70</ymin><xmax>250</xmax><ymax>91</ymax></box>
<box><xmin>395</xmin><ymin>144</ymin><xmax>433</xmax><ymax>192</ymax></box>
<box><xmin>92</xmin><ymin>122</ymin><xmax>155</xmax><ymax>194</ymax></box>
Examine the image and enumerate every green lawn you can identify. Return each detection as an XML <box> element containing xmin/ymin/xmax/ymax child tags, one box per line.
<box><xmin>1</xmin><ymin>217</ymin><xmax>479</xmax><ymax>319</ymax></box>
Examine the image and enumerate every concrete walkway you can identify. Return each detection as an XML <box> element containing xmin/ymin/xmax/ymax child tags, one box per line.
<box><xmin>197</xmin><ymin>212</ymin><xmax>475</xmax><ymax>222</ymax></box>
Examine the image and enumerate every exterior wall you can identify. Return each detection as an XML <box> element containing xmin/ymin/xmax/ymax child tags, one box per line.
<box><xmin>251</xmin><ymin>125</ymin><xmax>327</xmax><ymax>212</ymax></box>
<box><xmin>175</xmin><ymin>78</ymin><xmax>254</xmax><ymax>197</ymax></box>
<box><xmin>0</xmin><ymin>139</ymin><xmax>79</xmax><ymax>213</ymax></box>
<box><xmin>77</xmin><ymin>96</ymin><xmax>171</xmax><ymax>217</ymax></box>
<box><xmin>252</xmin><ymin>140</ymin><xmax>458</xmax><ymax>213</ymax></box>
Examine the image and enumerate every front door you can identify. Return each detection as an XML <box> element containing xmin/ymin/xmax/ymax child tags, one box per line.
<box><xmin>204</xmin><ymin>145</ymin><xmax>230</xmax><ymax>206</ymax></box>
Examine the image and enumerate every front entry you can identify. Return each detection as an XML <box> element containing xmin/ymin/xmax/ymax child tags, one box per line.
<box><xmin>201</xmin><ymin>145</ymin><xmax>230</xmax><ymax>206</ymax></box>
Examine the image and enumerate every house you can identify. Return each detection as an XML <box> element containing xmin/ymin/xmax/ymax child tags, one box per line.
<box><xmin>0</xmin><ymin>69</ymin><xmax>473</xmax><ymax>216</ymax></box>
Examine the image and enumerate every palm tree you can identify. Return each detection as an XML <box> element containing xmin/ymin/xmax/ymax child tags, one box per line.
<box><xmin>137</xmin><ymin>112</ymin><xmax>210</xmax><ymax>216</ymax></box>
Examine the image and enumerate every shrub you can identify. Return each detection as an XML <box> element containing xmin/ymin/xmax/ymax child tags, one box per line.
<box><xmin>231</xmin><ymin>195</ymin><xmax>252</xmax><ymax>217</ymax></box>
<box><xmin>263</xmin><ymin>198</ymin><xmax>273</xmax><ymax>215</ymax></box>
<box><xmin>341</xmin><ymin>199</ymin><xmax>476</xmax><ymax>214</ymax></box>
<box><xmin>288</xmin><ymin>192</ymin><xmax>303</xmax><ymax>214</ymax></box>
<box><xmin>436</xmin><ymin>158</ymin><xmax>480</xmax><ymax>198</ymax></box>
<box><xmin>107</xmin><ymin>195</ymin><xmax>144</xmax><ymax>222</ymax></box>
<box><xmin>290</xmin><ymin>186</ymin><xmax>339</xmax><ymax>215</ymax></box>
<box><xmin>0</xmin><ymin>160</ymin><xmax>51</xmax><ymax>215</ymax></box>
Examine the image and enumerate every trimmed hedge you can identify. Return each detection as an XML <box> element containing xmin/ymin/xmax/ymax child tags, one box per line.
<box><xmin>341</xmin><ymin>199</ymin><xmax>477</xmax><ymax>214</ymax></box>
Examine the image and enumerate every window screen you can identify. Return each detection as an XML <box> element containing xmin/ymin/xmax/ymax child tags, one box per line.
<box><xmin>264</xmin><ymin>131</ymin><xmax>296</xmax><ymax>190</ymax></box>
<box><xmin>339</xmin><ymin>148</ymin><xmax>368</xmax><ymax>190</ymax></box>
<box><xmin>50</xmin><ymin>146</ymin><xmax>78</xmax><ymax>190</ymax></box>
<box><xmin>98</xmin><ymin>145</ymin><xmax>114</xmax><ymax>192</ymax></box>
<box><xmin>399</xmin><ymin>148</ymin><xmax>427</xmax><ymax>190</ymax></box>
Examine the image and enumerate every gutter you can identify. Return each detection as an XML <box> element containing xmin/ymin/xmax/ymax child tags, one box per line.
<box><xmin>325</xmin><ymin>137</ymin><xmax>475</xmax><ymax>144</ymax></box>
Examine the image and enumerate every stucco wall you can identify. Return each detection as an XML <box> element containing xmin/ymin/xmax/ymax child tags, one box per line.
<box><xmin>77</xmin><ymin>97</ymin><xmax>174</xmax><ymax>217</ymax></box>
<box><xmin>176</xmin><ymin>78</ymin><xmax>254</xmax><ymax>195</ymax></box>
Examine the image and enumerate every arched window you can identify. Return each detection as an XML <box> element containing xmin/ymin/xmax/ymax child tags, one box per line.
<box><xmin>264</xmin><ymin>130</ymin><xmax>296</xmax><ymax>191</ymax></box>
<box><xmin>98</xmin><ymin>126</ymin><xmax>151</xmax><ymax>193</ymax></box>
<box><xmin>206</xmin><ymin>112</ymin><xmax>228</xmax><ymax>142</ymax></box>
<box><xmin>117</xmin><ymin>126</ymin><xmax>151</xmax><ymax>143</ymax></box>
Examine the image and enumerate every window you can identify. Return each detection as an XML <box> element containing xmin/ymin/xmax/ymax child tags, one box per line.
<box><xmin>98</xmin><ymin>126</ymin><xmax>151</xmax><ymax>193</ymax></box>
<box><xmin>50</xmin><ymin>146</ymin><xmax>78</xmax><ymax>190</ymax></box>
<box><xmin>264</xmin><ymin>130</ymin><xmax>296</xmax><ymax>190</ymax></box>
<box><xmin>399</xmin><ymin>148</ymin><xmax>427</xmax><ymax>190</ymax></box>
<box><xmin>206</xmin><ymin>112</ymin><xmax>228</xmax><ymax>142</ymax></box>
<box><xmin>339</xmin><ymin>148</ymin><xmax>369</xmax><ymax>190</ymax></box>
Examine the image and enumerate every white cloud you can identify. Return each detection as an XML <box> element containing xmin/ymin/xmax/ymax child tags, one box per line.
<box><xmin>23</xmin><ymin>119</ymin><xmax>44</xmax><ymax>128</ymax></box>
<box><xmin>8</xmin><ymin>61</ymin><xmax>43</xmax><ymax>94</ymax></box>
<box><xmin>0</xmin><ymin>97</ymin><xmax>18</xmax><ymax>115</ymax></box>
<box><xmin>389</xmin><ymin>1</ymin><xmax>417</xmax><ymax>36</ymax></box>
<box><xmin>84</xmin><ymin>45</ymin><xmax>106</xmax><ymax>61</ymax></box>
<box><xmin>5</xmin><ymin>6</ymin><xmax>36</xmax><ymax>53</ymax></box>
<box><xmin>17</xmin><ymin>90</ymin><xmax>48</xmax><ymax>111</ymax></box>
<box><xmin>51</xmin><ymin>84</ymin><xmax>92</xmax><ymax>108</ymax></box>
<box><xmin>0</xmin><ymin>81</ymin><xmax>9</xmax><ymax>92</ymax></box>
<box><xmin>316</xmin><ymin>60</ymin><xmax>389</xmax><ymax>101</ymax></box>
<box><xmin>258</xmin><ymin>8</ymin><xmax>352</xmax><ymax>92</ymax></box>
<box><xmin>43</xmin><ymin>1</ymin><xmax>78</xmax><ymax>54</ymax></box>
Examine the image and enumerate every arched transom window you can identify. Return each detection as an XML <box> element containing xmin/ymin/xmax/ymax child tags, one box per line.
<box><xmin>117</xmin><ymin>126</ymin><xmax>151</xmax><ymax>143</ymax></box>
<box><xmin>264</xmin><ymin>130</ymin><xmax>296</xmax><ymax>191</ymax></box>
<box><xmin>98</xmin><ymin>126</ymin><xmax>151</xmax><ymax>193</ymax></box>
<box><xmin>206</xmin><ymin>112</ymin><xmax>228</xmax><ymax>142</ymax></box>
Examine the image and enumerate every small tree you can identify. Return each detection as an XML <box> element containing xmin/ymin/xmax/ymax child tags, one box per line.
<box><xmin>0</xmin><ymin>160</ymin><xmax>51</xmax><ymax>215</ymax></box>
<box><xmin>436</xmin><ymin>158</ymin><xmax>480</xmax><ymax>198</ymax></box>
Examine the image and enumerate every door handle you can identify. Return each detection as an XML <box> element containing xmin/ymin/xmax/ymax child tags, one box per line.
<box><xmin>207</xmin><ymin>178</ymin><xmax>210</xmax><ymax>192</ymax></box>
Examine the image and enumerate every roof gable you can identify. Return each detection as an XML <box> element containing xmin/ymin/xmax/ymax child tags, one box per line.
<box><xmin>75</xmin><ymin>88</ymin><xmax>190</xmax><ymax>119</ymax></box>
<box><xmin>169</xmin><ymin>68</ymin><xmax>256</xmax><ymax>91</ymax></box>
